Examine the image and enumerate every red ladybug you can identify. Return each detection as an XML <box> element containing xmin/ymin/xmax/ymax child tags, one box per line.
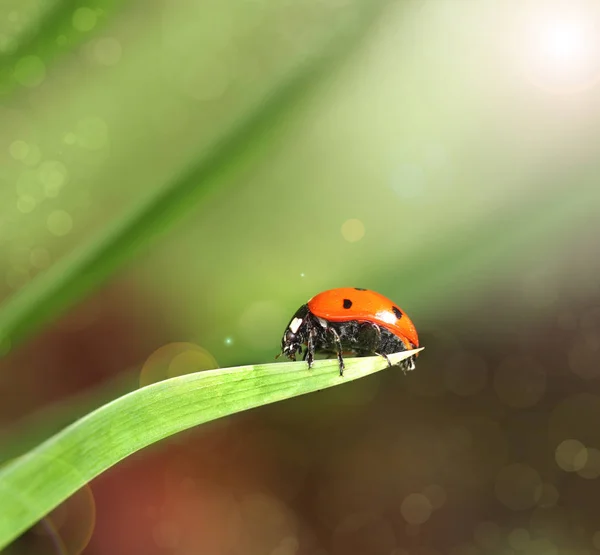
<box><xmin>280</xmin><ymin>287</ymin><xmax>419</xmax><ymax>375</ymax></box>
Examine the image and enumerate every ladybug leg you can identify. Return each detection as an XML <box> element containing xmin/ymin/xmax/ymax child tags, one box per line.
<box><xmin>403</xmin><ymin>356</ymin><xmax>416</xmax><ymax>373</ymax></box>
<box><xmin>394</xmin><ymin>358</ymin><xmax>410</xmax><ymax>375</ymax></box>
<box><xmin>305</xmin><ymin>328</ymin><xmax>316</xmax><ymax>368</ymax></box>
<box><xmin>375</xmin><ymin>351</ymin><xmax>393</xmax><ymax>368</ymax></box>
<box><xmin>357</xmin><ymin>323</ymin><xmax>395</xmax><ymax>369</ymax></box>
<box><xmin>325</xmin><ymin>327</ymin><xmax>345</xmax><ymax>376</ymax></box>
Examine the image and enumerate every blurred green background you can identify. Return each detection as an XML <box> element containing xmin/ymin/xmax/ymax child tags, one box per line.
<box><xmin>2</xmin><ymin>0</ymin><xmax>600</xmax><ymax>553</ymax></box>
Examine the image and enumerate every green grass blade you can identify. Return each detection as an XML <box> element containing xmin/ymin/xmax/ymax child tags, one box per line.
<box><xmin>0</xmin><ymin>0</ymin><xmax>126</xmax><ymax>96</ymax></box>
<box><xmin>0</xmin><ymin>0</ymin><xmax>391</xmax><ymax>357</ymax></box>
<box><xmin>0</xmin><ymin>348</ymin><xmax>421</xmax><ymax>549</ymax></box>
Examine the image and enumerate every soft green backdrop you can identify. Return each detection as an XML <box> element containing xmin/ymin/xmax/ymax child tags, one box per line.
<box><xmin>2</xmin><ymin>0</ymin><xmax>598</xmax><ymax>365</ymax></box>
<box><xmin>2</xmin><ymin>0</ymin><xmax>600</xmax><ymax>554</ymax></box>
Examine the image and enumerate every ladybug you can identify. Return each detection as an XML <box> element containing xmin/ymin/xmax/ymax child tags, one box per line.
<box><xmin>279</xmin><ymin>287</ymin><xmax>419</xmax><ymax>376</ymax></box>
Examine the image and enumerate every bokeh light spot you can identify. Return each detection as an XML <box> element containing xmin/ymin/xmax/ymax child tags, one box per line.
<box><xmin>493</xmin><ymin>356</ymin><xmax>546</xmax><ymax>408</ymax></box>
<box><xmin>528</xmin><ymin>538</ymin><xmax>557</xmax><ymax>555</ymax></box>
<box><xmin>341</xmin><ymin>219</ymin><xmax>365</xmax><ymax>242</ymax></box>
<box><xmin>24</xmin><ymin>145</ymin><xmax>41</xmax><ymax>167</ymax></box>
<box><xmin>530</xmin><ymin>505</ymin><xmax>570</xmax><ymax>542</ymax></box>
<box><xmin>224</xmin><ymin>336</ymin><xmax>233</xmax><ymax>346</ymax></box>
<box><xmin>494</xmin><ymin>463</ymin><xmax>542</xmax><ymax>510</ymax></box>
<box><xmin>14</xmin><ymin>55</ymin><xmax>46</xmax><ymax>88</ymax></box>
<box><xmin>239</xmin><ymin>493</ymin><xmax>296</xmax><ymax>549</ymax></box>
<box><xmin>168</xmin><ymin>348</ymin><xmax>218</xmax><ymax>379</ymax></box>
<box><xmin>17</xmin><ymin>169</ymin><xmax>43</xmax><ymax>200</ymax></box>
<box><xmin>24</xmin><ymin>514</ymin><xmax>68</xmax><ymax>554</ymax></box>
<box><xmin>422</xmin><ymin>484</ymin><xmax>446</xmax><ymax>509</ymax></box>
<box><xmin>555</xmin><ymin>439</ymin><xmax>587</xmax><ymax>472</ymax></box>
<box><xmin>47</xmin><ymin>210</ymin><xmax>73</xmax><ymax>237</ymax></box>
<box><xmin>271</xmin><ymin>536</ymin><xmax>300</xmax><ymax>555</ymax></box>
<box><xmin>64</xmin><ymin>133</ymin><xmax>77</xmax><ymax>145</ymax></box>
<box><xmin>521</xmin><ymin>5</ymin><xmax>600</xmax><ymax>93</ymax></box>
<box><xmin>577</xmin><ymin>447</ymin><xmax>600</xmax><ymax>479</ymax></box>
<box><xmin>30</xmin><ymin>247</ymin><xmax>51</xmax><ymax>269</ymax></box>
<box><xmin>72</xmin><ymin>8</ymin><xmax>97</xmax><ymax>32</ymax></box>
<box><xmin>549</xmin><ymin>394</ymin><xmax>600</xmax><ymax>449</ymax></box>
<box><xmin>33</xmin><ymin>481</ymin><xmax>96</xmax><ymax>555</ymax></box>
<box><xmin>508</xmin><ymin>528</ymin><xmax>530</xmax><ymax>550</ymax></box>
<box><xmin>39</xmin><ymin>160</ymin><xmax>68</xmax><ymax>197</ymax></box>
<box><xmin>93</xmin><ymin>37</ymin><xmax>122</xmax><ymax>66</ymax></box>
<box><xmin>17</xmin><ymin>195</ymin><xmax>36</xmax><ymax>213</ymax></box>
<box><xmin>20</xmin><ymin>454</ymin><xmax>96</xmax><ymax>555</ymax></box>
<box><xmin>140</xmin><ymin>343</ymin><xmax>218</xmax><ymax>387</ymax></box>
<box><xmin>9</xmin><ymin>139</ymin><xmax>29</xmax><ymax>160</ymax></box>
<box><xmin>400</xmin><ymin>493</ymin><xmax>432</xmax><ymax>524</ymax></box>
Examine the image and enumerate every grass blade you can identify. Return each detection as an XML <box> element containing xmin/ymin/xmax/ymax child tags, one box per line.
<box><xmin>0</xmin><ymin>348</ymin><xmax>421</xmax><ymax>549</ymax></box>
<box><xmin>0</xmin><ymin>0</ymin><xmax>126</xmax><ymax>96</ymax></box>
<box><xmin>0</xmin><ymin>0</ymin><xmax>392</xmax><ymax>357</ymax></box>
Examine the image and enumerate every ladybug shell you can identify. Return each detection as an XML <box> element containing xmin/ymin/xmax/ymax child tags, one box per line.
<box><xmin>307</xmin><ymin>287</ymin><xmax>419</xmax><ymax>350</ymax></box>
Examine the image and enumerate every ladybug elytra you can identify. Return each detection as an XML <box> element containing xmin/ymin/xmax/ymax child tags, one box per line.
<box><xmin>279</xmin><ymin>287</ymin><xmax>419</xmax><ymax>376</ymax></box>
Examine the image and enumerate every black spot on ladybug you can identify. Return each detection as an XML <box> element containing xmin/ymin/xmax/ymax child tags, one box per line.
<box><xmin>343</xmin><ymin>299</ymin><xmax>353</xmax><ymax>309</ymax></box>
<box><xmin>354</xmin><ymin>287</ymin><xmax>367</xmax><ymax>291</ymax></box>
<box><xmin>392</xmin><ymin>306</ymin><xmax>403</xmax><ymax>319</ymax></box>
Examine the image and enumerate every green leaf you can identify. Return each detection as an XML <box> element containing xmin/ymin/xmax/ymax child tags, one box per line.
<box><xmin>0</xmin><ymin>0</ymin><xmax>392</xmax><ymax>357</ymax></box>
<box><xmin>0</xmin><ymin>348</ymin><xmax>421</xmax><ymax>550</ymax></box>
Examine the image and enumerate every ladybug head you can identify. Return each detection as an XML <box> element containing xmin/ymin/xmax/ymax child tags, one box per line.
<box><xmin>280</xmin><ymin>304</ymin><xmax>310</xmax><ymax>361</ymax></box>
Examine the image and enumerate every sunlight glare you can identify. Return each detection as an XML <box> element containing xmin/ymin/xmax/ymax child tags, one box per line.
<box><xmin>523</xmin><ymin>7</ymin><xmax>600</xmax><ymax>92</ymax></box>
